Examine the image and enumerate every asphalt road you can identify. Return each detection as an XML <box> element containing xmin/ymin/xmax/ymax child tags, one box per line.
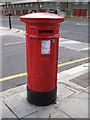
<box><xmin>1</xmin><ymin>16</ymin><xmax>89</xmax><ymax>91</ymax></box>
<box><xmin>1</xmin><ymin>16</ymin><xmax>88</xmax><ymax>43</ymax></box>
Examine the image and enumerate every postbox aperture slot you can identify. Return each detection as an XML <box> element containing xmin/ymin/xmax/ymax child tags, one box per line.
<box><xmin>38</xmin><ymin>30</ymin><xmax>53</xmax><ymax>34</ymax></box>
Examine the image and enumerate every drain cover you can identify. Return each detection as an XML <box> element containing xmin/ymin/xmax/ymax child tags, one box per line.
<box><xmin>69</xmin><ymin>72</ymin><xmax>90</xmax><ymax>88</ymax></box>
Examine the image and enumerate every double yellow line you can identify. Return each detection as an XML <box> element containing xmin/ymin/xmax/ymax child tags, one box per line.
<box><xmin>0</xmin><ymin>56</ymin><xmax>90</xmax><ymax>82</ymax></box>
<box><xmin>58</xmin><ymin>56</ymin><xmax>90</xmax><ymax>67</ymax></box>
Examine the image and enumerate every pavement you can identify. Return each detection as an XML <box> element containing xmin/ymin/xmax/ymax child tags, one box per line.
<box><xmin>0</xmin><ymin>26</ymin><xmax>23</xmax><ymax>36</ymax></box>
<box><xmin>65</xmin><ymin>16</ymin><xmax>88</xmax><ymax>22</ymax></box>
<box><xmin>0</xmin><ymin>27</ymin><xmax>89</xmax><ymax>119</ymax></box>
<box><xmin>0</xmin><ymin>63</ymin><xmax>89</xmax><ymax>119</ymax></box>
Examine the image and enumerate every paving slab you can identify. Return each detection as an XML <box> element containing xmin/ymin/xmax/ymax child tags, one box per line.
<box><xmin>50</xmin><ymin>109</ymin><xmax>70</xmax><ymax>118</ymax></box>
<box><xmin>19</xmin><ymin>84</ymin><xmax>75</xmax><ymax>104</ymax></box>
<box><xmin>25</xmin><ymin>105</ymin><xmax>69</xmax><ymax>118</ymax></box>
<box><xmin>79</xmin><ymin>92</ymin><xmax>88</xmax><ymax>99</ymax></box>
<box><xmin>19</xmin><ymin>91</ymin><xmax>56</xmax><ymax>112</ymax></box>
<box><xmin>4</xmin><ymin>94</ymin><xmax>36</xmax><ymax>118</ymax></box>
<box><xmin>57</xmin><ymin>64</ymin><xmax>88</xmax><ymax>92</ymax></box>
<box><xmin>0</xmin><ymin>100</ymin><xmax>2</xmax><ymax>120</ymax></box>
<box><xmin>2</xmin><ymin>101</ymin><xmax>17</xmax><ymax>118</ymax></box>
<box><xmin>58</xmin><ymin>93</ymin><xmax>88</xmax><ymax>118</ymax></box>
<box><xmin>57</xmin><ymin>71</ymin><xmax>68</xmax><ymax>80</ymax></box>
<box><xmin>0</xmin><ymin>27</ymin><xmax>19</xmax><ymax>36</ymax></box>
<box><xmin>19</xmin><ymin>91</ymin><xmax>27</xmax><ymax>100</ymax></box>
<box><xmin>14</xmin><ymin>30</ymin><xmax>25</xmax><ymax>38</ymax></box>
<box><xmin>57</xmin><ymin>83</ymin><xmax>75</xmax><ymax>101</ymax></box>
<box><xmin>1</xmin><ymin>63</ymin><xmax>89</xmax><ymax>119</ymax></box>
<box><xmin>62</xmin><ymin>63</ymin><xmax>88</xmax><ymax>76</ymax></box>
<box><xmin>86</xmin><ymin>87</ymin><xmax>90</xmax><ymax>93</ymax></box>
<box><xmin>57</xmin><ymin>63</ymin><xmax>88</xmax><ymax>82</ymax></box>
<box><xmin>1</xmin><ymin>84</ymin><xmax>26</xmax><ymax>99</ymax></box>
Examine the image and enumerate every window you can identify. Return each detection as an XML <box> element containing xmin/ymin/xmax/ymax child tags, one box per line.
<box><xmin>74</xmin><ymin>0</ymin><xmax>80</xmax><ymax>2</ymax></box>
<box><xmin>74</xmin><ymin>2</ymin><xmax>79</xmax><ymax>4</ymax></box>
<box><xmin>74</xmin><ymin>0</ymin><xmax>79</xmax><ymax>4</ymax></box>
<box><xmin>22</xmin><ymin>4</ymin><xmax>24</xmax><ymax>7</ymax></box>
<box><xmin>50</xmin><ymin>3</ymin><xmax>53</xmax><ymax>5</ymax></box>
<box><xmin>30</xmin><ymin>3</ymin><xmax>32</xmax><ymax>7</ymax></box>
<box><xmin>35</xmin><ymin>3</ymin><xmax>37</xmax><ymax>7</ymax></box>
<box><xmin>26</xmin><ymin>4</ymin><xmax>28</xmax><ymax>7</ymax></box>
<box><xmin>40</xmin><ymin>4</ymin><xmax>42</xmax><ymax>8</ymax></box>
<box><xmin>82</xmin><ymin>0</ymin><xmax>88</xmax><ymax>3</ymax></box>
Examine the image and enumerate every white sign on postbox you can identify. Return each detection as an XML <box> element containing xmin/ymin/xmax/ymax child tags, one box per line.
<box><xmin>41</xmin><ymin>40</ymin><xmax>50</xmax><ymax>54</ymax></box>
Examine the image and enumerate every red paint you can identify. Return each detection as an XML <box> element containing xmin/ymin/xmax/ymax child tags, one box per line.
<box><xmin>16</xmin><ymin>10</ymin><xmax>18</xmax><ymax>15</ymax></box>
<box><xmin>30</xmin><ymin>10</ymin><xmax>37</xmax><ymax>13</ymax></box>
<box><xmin>10</xmin><ymin>10</ymin><xmax>12</xmax><ymax>14</ymax></box>
<box><xmin>74</xmin><ymin>9</ymin><xmax>80</xmax><ymax>16</ymax></box>
<box><xmin>16</xmin><ymin>10</ymin><xmax>21</xmax><ymax>16</ymax></box>
<box><xmin>20</xmin><ymin>13</ymin><xmax>64</xmax><ymax>92</ymax></box>
<box><xmin>23</xmin><ymin>10</ymin><xmax>28</xmax><ymax>15</ymax></box>
<box><xmin>2</xmin><ymin>10</ymin><xmax>3</xmax><ymax>15</ymax></box>
<box><xmin>0</xmin><ymin>10</ymin><xmax>3</xmax><ymax>15</ymax></box>
<box><xmin>81</xmin><ymin>9</ymin><xmax>87</xmax><ymax>17</ymax></box>
<box><xmin>39</xmin><ymin>9</ymin><xmax>47</xmax><ymax>12</ymax></box>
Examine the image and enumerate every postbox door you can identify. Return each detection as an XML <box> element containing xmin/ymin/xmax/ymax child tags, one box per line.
<box><xmin>27</xmin><ymin>37</ymin><xmax>59</xmax><ymax>92</ymax></box>
<box><xmin>26</xmin><ymin>28</ymin><xmax>59</xmax><ymax>92</ymax></box>
<box><xmin>40</xmin><ymin>38</ymin><xmax>59</xmax><ymax>92</ymax></box>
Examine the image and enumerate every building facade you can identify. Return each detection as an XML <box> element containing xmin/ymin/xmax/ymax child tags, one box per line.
<box><xmin>0</xmin><ymin>1</ymin><xmax>89</xmax><ymax>17</ymax></box>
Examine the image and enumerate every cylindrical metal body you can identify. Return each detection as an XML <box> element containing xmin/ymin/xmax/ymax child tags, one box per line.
<box><xmin>20</xmin><ymin>13</ymin><xmax>64</xmax><ymax>106</ymax></box>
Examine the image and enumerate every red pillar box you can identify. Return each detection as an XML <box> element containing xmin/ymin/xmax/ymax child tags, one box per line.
<box><xmin>20</xmin><ymin>13</ymin><xmax>64</xmax><ymax>106</ymax></box>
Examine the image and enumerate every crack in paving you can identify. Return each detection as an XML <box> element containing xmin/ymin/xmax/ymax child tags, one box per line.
<box><xmin>59</xmin><ymin>82</ymin><xmax>89</xmax><ymax>93</ymax></box>
<box><xmin>3</xmin><ymin>100</ymin><xmax>19</xmax><ymax>119</ymax></box>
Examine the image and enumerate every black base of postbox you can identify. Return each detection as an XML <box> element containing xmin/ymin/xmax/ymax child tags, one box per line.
<box><xmin>27</xmin><ymin>86</ymin><xmax>57</xmax><ymax>106</ymax></box>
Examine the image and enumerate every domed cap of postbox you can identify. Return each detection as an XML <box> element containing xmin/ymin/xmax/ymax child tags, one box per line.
<box><xmin>20</xmin><ymin>12</ymin><xmax>64</xmax><ymax>24</ymax></box>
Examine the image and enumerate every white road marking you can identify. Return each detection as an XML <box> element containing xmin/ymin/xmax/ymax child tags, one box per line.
<box><xmin>4</xmin><ymin>41</ymin><xmax>26</xmax><ymax>46</ymax></box>
<box><xmin>81</xmin><ymin>47</ymin><xmax>90</xmax><ymax>51</ymax></box>
<box><xmin>59</xmin><ymin>38</ymin><xmax>89</xmax><ymax>52</ymax></box>
<box><xmin>76</xmin><ymin>23</ymin><xmax>88</xmax><ymax>26</ymax></box>
<box><xmin>60</xmin><ymin>40</ymin><xmax>80</xmax><ymax>44</ymax></box>
<box><xmin>4</xmin><ymin>37</ymin><xmax>89</xmax><ymax>52</ymax></box>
